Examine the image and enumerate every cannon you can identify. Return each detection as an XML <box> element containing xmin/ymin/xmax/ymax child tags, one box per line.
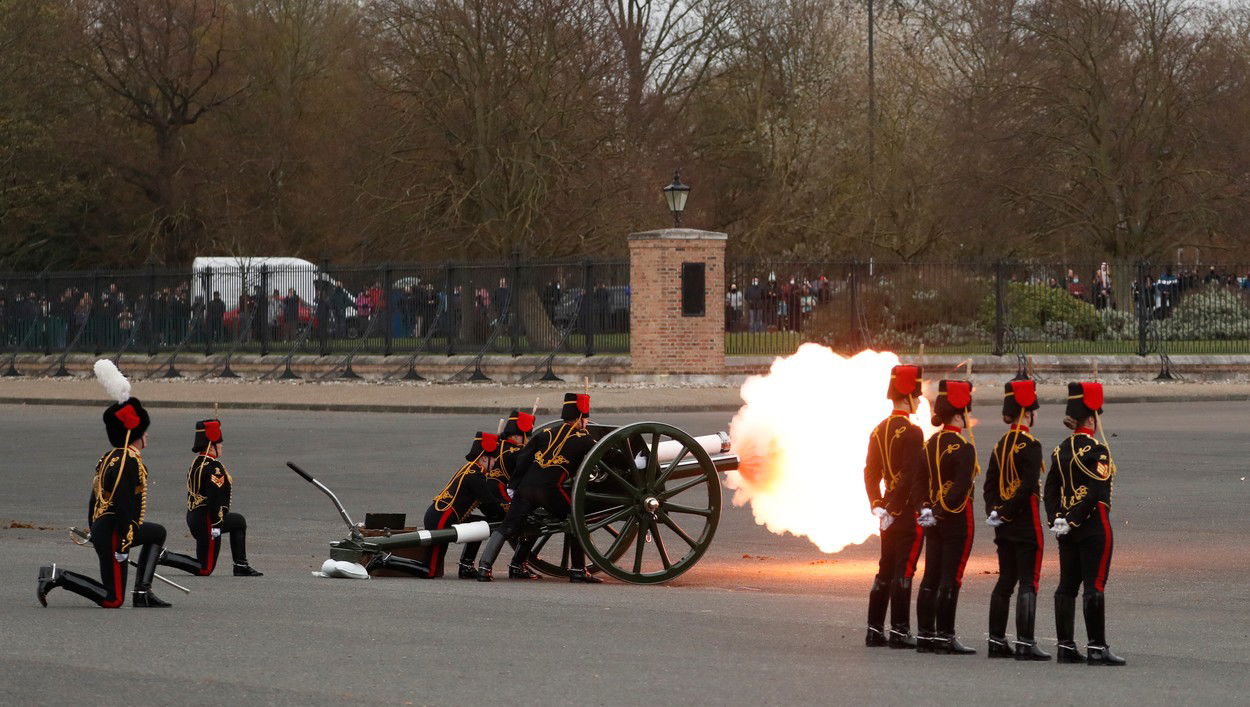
<box><xmin>289</xmin><ymin>420</ymin><xmax>738</xmax><ymax>584</ymax></box>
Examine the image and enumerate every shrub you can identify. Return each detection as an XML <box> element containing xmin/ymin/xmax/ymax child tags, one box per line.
<box><xmin>980</xmin><ymin>283</ymin><xmax>1104</xmax><ymax>340</ymax></box>
<box><xmin>1096</xmin><ymin>309</ymin><xmax>1137</xmax><ymax>341</ymax></box>
<box><xmin>1157</xmin><ymin>286</ymin><xmax>1250</xmax><ymax>341</ymax></box>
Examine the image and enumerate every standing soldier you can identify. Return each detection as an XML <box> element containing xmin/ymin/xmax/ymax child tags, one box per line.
<box><xmin>36</xmin><ymin>360</ymin><xmax>171</xmax><ymax>608</ymax></box>
<box><xmin>1045</xmin><ymin>382</ymin><xmax>1126</xmax><ymax>665</ymax></box>
<box><xmin>368</xmin><ymin>431</ymin><xmax>510</xmax><ymax>579</ymax></box>
<box><xmin>158</xmin><ymin>419</ymin><xmax>263</xmax><ymax>577</ymax></box>
<box><xmin>863</xmin><ymin>364</ymin><xmax>926</xmax><ymax>649</ymax></box>
<box><xmin>913</xmin><ymin>379</ymin><xmax>978</xmax><ymax>654</ymax></box>
<box><xmin>983</xmin><ymin>380</ymin><xmax>1050</xmax><ymax>660</ymax></box>
<box><xmin>475</xmin><ymin>393</ymin><xmax>602</xmax><ymax>583</ymax></box>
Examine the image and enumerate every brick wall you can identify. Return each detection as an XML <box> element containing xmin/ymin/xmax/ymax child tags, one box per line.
<box><xmin>628</xmin><ymin>228</ymin><xmax>728</xmax><ymax>375</ymax></box>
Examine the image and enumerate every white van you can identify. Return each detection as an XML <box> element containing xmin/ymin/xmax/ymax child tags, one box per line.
<box><xmin>190</xmin><ymin>257</ymin><xmax>361</xmax><ymax>335</ymax></box>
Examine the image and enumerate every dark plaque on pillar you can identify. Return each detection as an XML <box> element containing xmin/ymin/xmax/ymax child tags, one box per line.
<box><xmin>681</xmin><ymin>262</ymin><xmax>706</xmax><ymax>317</ymax></box>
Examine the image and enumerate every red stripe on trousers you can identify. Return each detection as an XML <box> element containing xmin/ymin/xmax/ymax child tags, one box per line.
<box><xmin>202</xmin><ymin>514</ymin><xmax>216</xmax><ymax>576</ymax></box>
<box><xmin>557</xmin><ymin>472</ymin><xmax>571</xmax><ymax>503</ymax></box>
<box><xmin>1095</xmin><ymin>504</ymin><xmax>1112</xmax><ymax>592</ymax></box>
<box><xmin>427</xmin><ymin>507</ymin><xmax>456</xmax><ymax>578</ymax></box>
<box><xmin>103</xmin><ymin>531</ymin><xmax>124</xmax><ymax>608</ymax></box>
<box><xmin>955</xmin><ymin>506</ymin><xmax>974</xmax><ymax>587</ymax></box>
<box><xmin>904</xmin><ymin>521</ymin><xmax>923</xmax><ymax>578</ymax></box>
<box><xmin>1029</xmin><ymin>495</ymin><xmax>1043</xmax><ymax>592</ymax></box>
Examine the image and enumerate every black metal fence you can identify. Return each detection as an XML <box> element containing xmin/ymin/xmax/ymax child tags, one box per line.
<box><xmin>0</xmin><ymin>259</ymin><xmax>630</xmax><ymax>363</ymax></box>
<box><xmin>725</xmin><ymin>260</ymin><xmax>1250</xmax><ymax>356</ymax></box>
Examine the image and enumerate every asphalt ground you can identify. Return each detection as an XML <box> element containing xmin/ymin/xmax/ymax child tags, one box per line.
<box><xmin>1</xmin><ymin>403</ymin><xmax>1247</xmax><ymax>705</ymax></box>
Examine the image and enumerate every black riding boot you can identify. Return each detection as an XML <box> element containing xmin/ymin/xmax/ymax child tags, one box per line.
<box><xmin>934</xmin><ymin>586</ymin><xmax>975</xmax><ymax>655</ymax></box>
<box><xmin>916</xmin><ymin>587</ymin><xmax>937</xmax><ymax>653</ymax></box>
<box><xmin>228</xmin><ymin>527</ymin><xmax>262</xmax><ymax>576</ymax></box>
<box><xmin>987</xmin><ymin>591</ymin><xmax>1013</xmax><ymax>658</ymax></box>
<box><xmin>132</xmin><ymin>544</ymin><xmax>171</xmax><ymax>608</ymax></box>
<box><xmin>1084</xmin><ymin>592</ymin><xmax>1126</xmax><ymax>666</ymax></box>
<box><xmin>866</xmin><ymin>576</ymin><xmax>890</xmax><ymax>647</ymax></box>
<box><xmin>1014</xmin><ymin>591</ymin><xmax>1051</xmax><ymax>661</ymax></box>
<box><xmin>507</xmin><ymin>537</ymin><xmax>541</xmax><ymax>579</ymax></box>
<box><xmin>475</xmin><ymin>531</ymin><xmax>506</xmax><ymax>581</ymax></box>
<box><xmin>366</xmin><ymin>552</ymin><xmax>430</xmax><ymax>577</ymax></box>
<box><xmin>1055</xmin><ymin>593</ymin><xmax>1085</xmax><ymax>663</ymax></box>
<box><xmin>888</xmin><ymin>578</ymin><xmax>917</xmax><ymax>648</ymax></box>
<box><xmin>567</xmin><ymin>534</ymin><xmax>602</xmax><ymax>583</ymax></box>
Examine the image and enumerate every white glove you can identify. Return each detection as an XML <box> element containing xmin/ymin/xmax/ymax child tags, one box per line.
<box><xmin>506</xmin><ymin>488</ymin><xmax>515</xmax><ymax>500</ymax></box>
<box><xmin>113</xmin><ymin>552</ymin><xmax>128</xmax><ymax>563</ymax></box>
<box><xmin>1051</xmin><ymin>517</ymin><xmax>1071</xmax><ymax>537</ymax></box>
<box><xmin>873</xmin><ymin>506</ymin><xmax>894</xmax><ymax>531</ymax></box>
<box><xmin>211</xmin><ymin>527</ymin><xmax>222</xmax><ymax>539</ymax></box>
<box><xmin>986</xmin><ymin>511</ymin><xmax>1004</xmax><ymax>527</ymax></box>
<box><xmin>918</xmin><ymin>508</ymin><xmax>936</xmax><ymax>527</ymax></box>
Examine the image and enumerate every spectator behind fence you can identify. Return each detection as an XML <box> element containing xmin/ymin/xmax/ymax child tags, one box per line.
<box><xmin>726</xmin><ymin>283</ymin><xmax>743</xmax><ymax>332</ymax></box>
<box><xmin>208</xmin><ymin>291</ymin><xmax>226</xmax><ymax>342</ymax></box>
<box><xmin>268</xmin><ymin>289</ymin><xmax>282</xmax><ymax>340</ymax></box>
<box><xmin>1094</xmin><ymin>262</ymin><xmax>1114</xmax><ymax>310</ymax></box>
<box><xmin>745</xmin><ymin>277</ymin><xmax>763</xmax><ymax>332</ymax></box>
<box><xmin>283</xmin><ymin>288</ymin><xmax>300</xmax><ymax>340</ymax></box>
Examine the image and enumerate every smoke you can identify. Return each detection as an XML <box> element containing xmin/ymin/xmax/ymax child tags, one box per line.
<box><xmin>726</xmin><ymin>344</ymin><xmax>936</xmax><ymax>554</ymax></box>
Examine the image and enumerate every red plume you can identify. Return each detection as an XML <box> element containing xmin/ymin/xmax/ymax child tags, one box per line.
<box><xmin>1010</xmin><ymin>380</ymin><xmax>1037</xmax><ymax>408</ymax></box>
<box><xmin>1081</xmin><ymin>382</ymin><xmax>1104</xmax><ymax>411</ymax></box>
<box><xmin>481</xmin><ymin>433</ymin><xmax>499</xmax><ymax>453</ymax></box>
<box><xmin>946</xmin><ymin>381</ymin><xmax>972</xmax><ymax>409</ymax></box>
<box><xmin>114</xmin><ymin>404</ymin><xmax>141</xmax><ymax>430</ymax></box>
<box><xmin>204</xmin><ymin>420</ymin><xmax>222</xmax><ymax>443</ymax></box>
<box><xmin>576</xmin><ymin>394</ymin><xmax>590</xmax><ymax>414</ymax></box>
<box><xmin>517</xmin><ymin>412</ymin><xmax>535</xmax><ymax>432</ymax></box>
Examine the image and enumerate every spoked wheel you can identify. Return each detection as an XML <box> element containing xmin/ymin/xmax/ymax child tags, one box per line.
<box><xmin>571</xmin><ymin>422</ymin><xmax>721</xmax><ymax>584</ymax></box>
<box><xmin>524</xmin><ymin>512</ymin><xmax>637</xmax><ymax>578</ymax></box>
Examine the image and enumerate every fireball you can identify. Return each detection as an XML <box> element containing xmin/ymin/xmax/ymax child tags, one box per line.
<box><xmin>726</xmin><ymin>344</ymin><xmax>937</xmax><ymax>553</ymax></box>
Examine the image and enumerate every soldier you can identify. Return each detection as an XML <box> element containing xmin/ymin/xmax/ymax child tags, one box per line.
<box><xmin>913</xmin><ymin>379</ymin><xmax>978</xmax><ymax>654</ymax></box>
<box><xmin>863</xmin><ymin>364</ymin><xmax>926</xmax><ymax>649</ymax></box>
<box><xmin>475</xmin><ymin>393</ymin><xmax>602</xmax><ymax>583</ymax></box>
<box><xmin>368</xmin><ymin>431</ymin><xmax>510</xmax><ymax>579</ymax></box>
<box><xmin>499</xmin><ymin>408</ymin><xmax>536</xmax><ymax>478</ymax></box>
<box><xmin>158</xmin><ymin>419</ymin><xmax>263</xmax><ymax>577</ymax></box>
<box><xmin>1045</xmin><ymin>382</ymin><xmax>1126</xmax><ymax>666</ymax></box>
<box><xmin>36</xmin><ymin>360</ymin><xmax>171</xmax><ymax>608</ymax></box>
<box><xmin>983</xmin><ymin>380</ymin><xmax>1050</xmax><ymax>660</ymax></box>
<box><xmin>459</xmin><ymin>408</ymin><xmax>542</xmax><ymax>579</ymax></box>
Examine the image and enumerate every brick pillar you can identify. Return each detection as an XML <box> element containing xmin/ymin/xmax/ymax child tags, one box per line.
<box><xmin>628</xmin><ymin>228</ymin><xmax>727</xmax><ymax>375</ymax></box>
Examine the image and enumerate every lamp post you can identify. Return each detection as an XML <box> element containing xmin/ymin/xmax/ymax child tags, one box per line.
<box><xmin>661</xmin><ymin>171</ymin><xmax>690</xmax><ymax>228</ymax></box>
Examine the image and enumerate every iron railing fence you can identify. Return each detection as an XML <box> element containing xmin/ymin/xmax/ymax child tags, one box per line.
<box><xmin>3</xmin><ymin>260</ymin><xmax>1247</xmax><ymax>361</ymax></box>
<box><xmin>0</xmin><ymin>259</ymin><xmax>631</xmax><ymax>361</ymax></box>
<box><xmin>724</xmin><ymin>260</ymin><xmax>1250</xmax><ymax>356</ymax></box>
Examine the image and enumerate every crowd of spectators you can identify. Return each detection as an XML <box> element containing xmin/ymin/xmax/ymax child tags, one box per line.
<box><xmin>724</xmin><ymin>273</ymin><xmax>833</xmax><ymax>333</ymax></box>
<box><xmin>1043</xmin><ymin>263</ymin><xmax>1250</xmax><ymax>318</ymax></box>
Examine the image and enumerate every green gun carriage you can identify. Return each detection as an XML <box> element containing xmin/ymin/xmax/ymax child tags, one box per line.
<box><xmin>290</xmin><ymin>420</ymin><xmax>738</xmax><ymax>584</ymax></box>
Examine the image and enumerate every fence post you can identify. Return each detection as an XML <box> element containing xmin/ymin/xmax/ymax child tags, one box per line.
<box><xmin>42</xmin><ymin>273</ymin><xmax>52</xmax><ymax>356</ymax></box>
<box><xmin>445</xmin><ymin>264</ymin><xmax>455</xmax><ymax>356</ymax></box>
<box><xmin>1137</xmin><ymin>260</ymin><xmax>1150</xmax><ymax>357</ymax></box>
<box><xmin>92</xmin><ymin>271</ymin><xmax>103</xmax><ymax>356</ymax></box>
<box><xmin>259</xmin><ymin>265</ymin><xmax>270</xmax><ymax>357</ymax></box>
<box><xmin>201</xmin><ymin>267</ymin><xmax>213</xmax><ymax>357</ymax></box>
<box><xmin>509</xmin><ymin>252</ymin><xmax>521</xmax><ymax>357</ymax></box>
<box><xmin>847</xmin><ymin>261</ymin><xmax>861</xmax><ymax>351</ymax></box>
<box><xmin>993</xmin><ymin>260</ymin><xmax>1006</xmax><ymax>356</ymax></box>
<box><xmin>383</xmin><ymin>264</ymin><xmax>393</xmax><ymax>356</ymax></box>
<box><xmin>583</xmin><ymin>259</ymin><xmax>595</xmax><ymax>357</ymax></box>
<box><xmin>319</xmin><ymin>259</ymin><xmax>330</xmax><ymax>357</ymax></box>
<box><xmin>146</xmin><ymin>263</ymin><xmax>157</xmax><ymax>357</ymax></box>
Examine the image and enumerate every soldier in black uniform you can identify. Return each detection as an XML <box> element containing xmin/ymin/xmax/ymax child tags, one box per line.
<box><xmin>913</xmin><ymin>379</ymin><xmax>978</xmax><ymax>654</ymax></box>
<box><xmin>37</xmin><ymin>361</ymin><xmax>171</xmax><ymax>608</ymax></box>
<box><xmin>368</xmin><ymin>431</ymin><xmax>510</xmax><ymax>578</ymax></box>
<box><xmin>1045</xmin><ymin>382</ymin><xmax>1126</xmax><ymax>665</ymax></box>
<box><xmin>983</xmin><ymin>379</ymin><xmax>1050</xmax><ymax>660</ymax></box>
<box><xmin>475</xmin><ymin>393</ymin><xmax>602</xmax><ymax>583</ymax></box>
<box><xmin>158</xmin><ymin>419</ymin><xmax>262</xmax><ymax>577</ymax></box>
<box><xmin>460</xmin><ymin>408</ymin><xmax>542</xmax><ymax>579</ymax></box>
<box><xmin>863</xmin><ymin>364</ymin><xmax>926</xmax><ymax>649</ymax></box>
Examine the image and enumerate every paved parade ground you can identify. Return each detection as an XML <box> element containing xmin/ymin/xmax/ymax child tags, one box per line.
<box><xmin>1</xmin><ymin>401</ymin><xmax>1247</xmax><ymax>705</ymax></box>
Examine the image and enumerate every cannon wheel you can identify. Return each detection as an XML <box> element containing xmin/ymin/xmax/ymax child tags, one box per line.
<box><xmin>571</xmin><ymin>422</ymin><xmax>721</xmax><ymax>584</ymax></box>
<box><xmin>523</xmin><ymin>420</ymin><xmax>635</xmax><ymax>578</ymax></box>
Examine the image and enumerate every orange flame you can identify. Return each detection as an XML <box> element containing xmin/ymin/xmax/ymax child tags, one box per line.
<box><xmin>727</xmin><ymin>345</ymin><xmax>937</xmax><ymax>554</ymax></box>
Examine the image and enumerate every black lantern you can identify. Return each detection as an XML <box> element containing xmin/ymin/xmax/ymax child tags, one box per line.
<box><xmin>661</xmin><ymin>171</ymin><xmax>690</xmax><ymax>228</ymax></box>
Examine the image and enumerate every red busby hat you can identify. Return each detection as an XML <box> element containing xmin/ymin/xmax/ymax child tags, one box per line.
<box><xmin>1065</xmin><ymin>382</ymin><xmax>1103</xmax><ymax>420</ymax></box>
<box><xmin>466</xmin><ymin>431</ymin><xmax>500</xmax><ymax>461</ymax></box>
<box><xmin>888</xmin><ymin>365</ymin><xmax>923</xmax><ymax>401</ymax></box>
<box><xmin>192</xmin><ymin>419</ymin><xmax>223</xmax><ymax>453</ymax></box>
<box><xmin>561</xmin><ymin>393</ymin><xmax>590</xmax><ymax>422</ymax></box>
<box><xmin>1002</xmin><ymin>379</ymin><xmax>1039</xmax><ymax>419</ymax></box>
<box><xmin>934</xmin><ymin>379</ymin><xmax>973</xmax><ymax>419</ymax></box>
<box><xmin>503</xmin><ymin>409</ymin><xmax>536</xmax><ymax>437</ymax></box>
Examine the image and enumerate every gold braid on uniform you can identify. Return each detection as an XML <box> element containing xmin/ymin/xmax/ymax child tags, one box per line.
<box><xmin>534</xmin><ymin>424</ymin><xmax>581</xmax><ymax>469</ymax></box>
<box><xmin>995</xmin><ymin>410</ymin><xmax>1027</xmax><ymax>504</ymax></box>
<box><xmin>875</xmin><ymin>423</ymin><xmax>907</xmax><ymax>488</ymax></box>
<box><xmin>930</xmin><ymin>430</ymin><xmax>980</xmax><ymax>514</ymax></box>
<box><xmin>187</xmin><ymin>455</ymin><xmax>211</xmax><ymax>512</ymax></box>
<box><xmin>433</xmin><ymin>457</ymin><xmax>480</xmax><ymax>513</ymax></box>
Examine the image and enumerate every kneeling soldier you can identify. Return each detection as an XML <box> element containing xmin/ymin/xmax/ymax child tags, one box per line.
<box><xmin>1045</xmin><ymin>382</ymin><xmax>1126</xmax><ymax>666</ymax></box>
<box><xmin>983</xmin><ymin>379</ymin><xmax>1049</xmax><ymax>660</ymax></box>
<box><xmin>369</xmin><ymin>431</ymin><xmax>510</xmax><ymax>578</ymax></box>
<box><xmin>914</xmin><ymin>379</ymin><xmax>978</xmax><ymax>654</ymax></box>
<box><xmin>37</xmin><ymin>361</ymin><xmax>171</xmax><ymax>608</ymax></box>
<box><xmin>456</xmin><ymin>409</ymin><xmax>539</xmax><ymax>579</ymax></box>
<box><xmin>158</xmin><ymin>419</ymin><xmax>262</xmax><ymax>577</ymax></box>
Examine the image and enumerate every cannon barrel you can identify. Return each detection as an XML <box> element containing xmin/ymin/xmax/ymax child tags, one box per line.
<box><xmin>359</xmin><ymin>520</ymin><xmax>491</xmax><ymax>553</ymax></box>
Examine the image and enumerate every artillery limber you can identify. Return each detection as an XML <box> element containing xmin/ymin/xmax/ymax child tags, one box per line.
<box><xmin>290</xmin><ymin>420</ymin><xmax>738</xmax><ymax>584</ymax></box>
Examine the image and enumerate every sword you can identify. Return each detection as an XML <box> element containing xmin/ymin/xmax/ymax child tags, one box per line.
<box><xmin>68</xmin><ymin>527</ymin><xmax>192</xmax><ymax>594</ymax></box>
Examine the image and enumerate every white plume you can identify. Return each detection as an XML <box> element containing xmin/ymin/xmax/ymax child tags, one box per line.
<box><xmin>93</xmin><ymin>359</ymin><xmax>131</xmax><ymax>404</ymax></box>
